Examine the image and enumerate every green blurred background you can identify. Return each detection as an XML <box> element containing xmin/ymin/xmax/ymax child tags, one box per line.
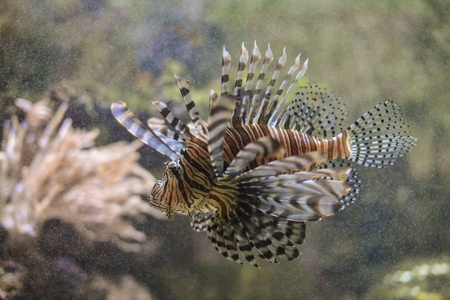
<box><xmin>0</xmin><ymin>0</ymin><xmax>448</xmax><ymax>299</ymax></box>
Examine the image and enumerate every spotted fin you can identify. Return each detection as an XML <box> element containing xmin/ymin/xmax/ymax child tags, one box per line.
<box><xmin>274</xmin><ymin>218</ymin><xmax>307</xmax><ymax>246</ymax></box>
<box><xmin>239</xmin><ymin>203</ymin><xmax>301</xmax><ymax>262</ymax></box>
<box><xmin>207</xmin><ymin>191</ymin><xmax>309</xmax><ymax>266</ymax></box>
<box><xmin>347</xmin><ymin>100</ymin><xmax>416</xmax><ymax>168</ymax></box>
<box><xmin>230</xmin><ymin>215</ymin><xmax>259</xmax><ymax>267</ymax></box>
<box><xmin>110</xmin><ymin>101</ymin><xmax>179</xmax><ymax>160</ymax></box>
<box><xmin>315</xmin><ymin>159</ymin><xmax>361</xmax><ymax>207</ymax></box>
<box><xmin>191</xmin><ymin>212</ymin><xmax>214</xmax><ymax>232</ymax></box>
<box><xmin>276</xmin><ymin>84</ymin><xmax>348</xmax><ymax>138</ymax></box>
<box><xmin>214</xmin><ymin>217</ymin><xmax>243</xmax><ymax>265</ymax></box>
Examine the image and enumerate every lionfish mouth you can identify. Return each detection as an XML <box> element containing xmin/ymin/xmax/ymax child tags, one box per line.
<box><xmin>147</xmin><ymin>195</ymin><xmax>166</xmax><ymax>211</ymax></box>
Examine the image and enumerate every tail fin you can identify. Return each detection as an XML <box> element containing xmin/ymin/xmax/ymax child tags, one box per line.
<box><xmin>347</xmin><ymin>100</ymin><xmax>416</xmax><ymax>168</ymax></box>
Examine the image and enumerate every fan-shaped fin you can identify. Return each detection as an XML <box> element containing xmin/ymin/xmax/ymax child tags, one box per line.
<box><xmin>237</xmin><ymin>152</ymin><xmax>325</xmax><ymax>181</ymax></box>
<box><xmin>315</xmin><ymin>160</ymin><xmax>361</xmax><ymax>207</ymax></box>
<box><xmin>230</xmin><ymin>216</ymin><xmax>259</xmax><ymax>267</ymax></box>
<box><xmin>214</xmin><ymin>220</ymin><xmax>234</xmax><ymax>262</ymax></box>
<box><xmin>207</xmin><ymin>219</ymin><xmax>220</xmax><ymax>255</ymax></box>
<box><xmin>255</xmin><ymin>167</ymin><xmax>351</xmax><ymax>187</ymax></box>
<box><xmin>235</xmin><ymin>152</ymin><xmax>353</xmax><ymax>221</ymax></box>
<box><xmin>241</xmin><ymin>203</ymin><xmax>300</xmax><ymax>261</ymax></box>
<box><xmin>215</xmin><ymin>218</ymin><xmax>244</xmax><ymax>264</ymax></box>
<box><xmin>236</xmin><ymin>206</ymin><xmax>278</xmax><ymax>263</ymax></box>
<box><xmin>281</xmin><ymin>84</ymin><xmax>348</xmax><ymax>139</ymax></box>
<box><xmin>275</xmin><ymin>218</ymin><xmax>307</xmax><ymax>245</ymax></box>
<box><xmin>242</xmin><ymin>177</ymin><xmax>352</xmax><ymax>221</ymax></box>
<box><xmin>191</xmin><ymin>212</ymin><xmax>214</xmax><ymax>232</ymax></box>
<box><xmin>347</xmin><ymin>100</ymin><xmax>416</xmax><ymax>168</ymax></box>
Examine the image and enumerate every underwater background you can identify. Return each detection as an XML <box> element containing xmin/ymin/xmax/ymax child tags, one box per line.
<box><xmin>0</xmin><ymin>0</ymin><xmax>448</xmax><ymax>299</ymax></box>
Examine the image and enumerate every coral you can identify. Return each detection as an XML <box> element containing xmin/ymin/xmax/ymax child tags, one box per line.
<box><xmin>0</xmin><ymin>261</ymin><xmax>26</xmax><ymax>299</ymax></box>
<box><xmin>0</xmin><ymin>98</ymin><xmax>159</xmax><ymax>252</ymax></box>
<box><xmin>366</xmin><ymin>257</ymin><xmax>450</xmax><ymax>299</ymax></box>
<box><xmin>86</xmin><ymin>275</ymin><xmax>153</xmax><ymax>300</ymax></box>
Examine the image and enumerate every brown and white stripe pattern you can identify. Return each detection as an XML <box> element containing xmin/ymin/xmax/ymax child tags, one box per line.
<box><xmin>241</xmin><ymin>41</ymin><xmax>261</xmax><ymax>122</ymax></box>
<box><xmin>221</xmin><ymin>46</ymin><xmax>231</xmax><ymax>96</ymax></box>
<box><xmin>110</xmin><ymin>101</ymin><xmax>180</xmax><ymax>160</ymax></box>
<box><xmin>152</xmin><ymin>101</ymin><xmax>192</xmax><ymax>139</ymax></box>
<box><xmin>208</xmin><ymin>96</ymin><xmax>236</xmax><ymax>178</ymax></box>
<box><xmin>254</xmin><ymin>47</ymin><xmax>287</xmax><ymax>124</ymax></box>
<box><xmin>232</xmin><ymin>43</ymin><xmax>249</xmax><ymax>99</ymax></box>
<box><xmin>223</xmin><ymin>136</ymin><xmax>284</xmax><ymax>180</ymax></box>
<box><xmin>111</xmin><ymin>42</ymin><xmax>416</xmax><ymax>267</ymax></box>
<box><xmin>174</xmin><ymin>74</ymin><xmax>208</xmax><ymax>135</ymax></box>
<box><xmin>221</xmin><ymin>124</ymin><xmax>351</xmax><ymax>166</ymax></box>
<box><xmin>247</xmin><ymin>44</ymin><xmax>274</xmax><ymax>125</ymax></box>
<box><xmin>266</xmin><ymin>52</ymin><xmax>301</xmax><ymax>121</ymax></box>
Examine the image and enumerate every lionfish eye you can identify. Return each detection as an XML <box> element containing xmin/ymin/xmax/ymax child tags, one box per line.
<box><xmin>166</xmin><ymin>163</ymin><xmax>183</xmax><ymax>180</ymax></box>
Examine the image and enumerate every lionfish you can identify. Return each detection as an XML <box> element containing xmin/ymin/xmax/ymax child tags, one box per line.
<box><xmin>111</xmin><ymin>42</ymin><xmax>416</xmax><ymax>267</ymax></box>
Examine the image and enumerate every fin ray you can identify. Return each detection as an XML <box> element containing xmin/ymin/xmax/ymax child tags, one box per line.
<box><xmin>110</xmin><ymin>101</ymin><xmax>179</xmax><ymax>159</ymax></box>
<box><xmin>208</xmin><ymin>96</ymin><xmax>236</xmax><ymax>178</ymax></box>
<box><xmin>347</xmin><ymin>100</ymin><xmax>416</xmax><ymax>168</ymax></box>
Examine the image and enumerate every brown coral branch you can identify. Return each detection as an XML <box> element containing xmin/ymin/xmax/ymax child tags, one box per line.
<box><xmin>0</xmin><ymin>99</ymin><xmax>160</xmax><ymax>252</ymax></box>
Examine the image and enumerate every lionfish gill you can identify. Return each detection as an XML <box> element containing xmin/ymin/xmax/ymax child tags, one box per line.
<box><xmin>111</xmin><ymin>42</ymin><xmax>416</xmax><ymax>267</ymax></box>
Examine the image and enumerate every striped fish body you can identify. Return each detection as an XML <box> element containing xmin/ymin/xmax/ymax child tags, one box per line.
<box><xmin>153</xmin><ymin>125</ymin><xmax>350</xmax><ymax>218</ymax></box>
<box><xmin>111</xmin><ymin>42</ymin><xmax>416</xmax><ymax>266</ymax></box>
<box><xmin>223</xmin><ymin>124</ymin><xmax>350</xmax><ymax>167</ymax></box>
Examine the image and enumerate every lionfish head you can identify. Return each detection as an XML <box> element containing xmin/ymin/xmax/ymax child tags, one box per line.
<box><xmin>149</xmin><ymin>160</ymin><xmax>186</xmax><ymax>219</ymax></box>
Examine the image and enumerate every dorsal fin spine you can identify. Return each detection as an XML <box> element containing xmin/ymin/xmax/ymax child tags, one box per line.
<box><xmin>248</xmin><ymin>44</ymin><xmax>274</xmax><ymax>125</ymax></box>
<box><xmin>266</xmin><ymin>53</ymin><xmax>301</xmax><ymax>124</ymax></box>
<box><xmin>221</xmin><ymin>46</ymin><xmax>231</xmax><ymax>96</ymax></box>
<box><xmin>270</xmin><ymin>58</ymin><xmax>308</xmax><ymax>126</ymax></box>
<box><xmin>241</xmin><ymin>41</ymin><xmax>261</xmax><ymax>123</ymax></box>
<box><xmin>254</xmin><ymin>47</ymin><xmax>287</xmax><ymax>124</ymax></box>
